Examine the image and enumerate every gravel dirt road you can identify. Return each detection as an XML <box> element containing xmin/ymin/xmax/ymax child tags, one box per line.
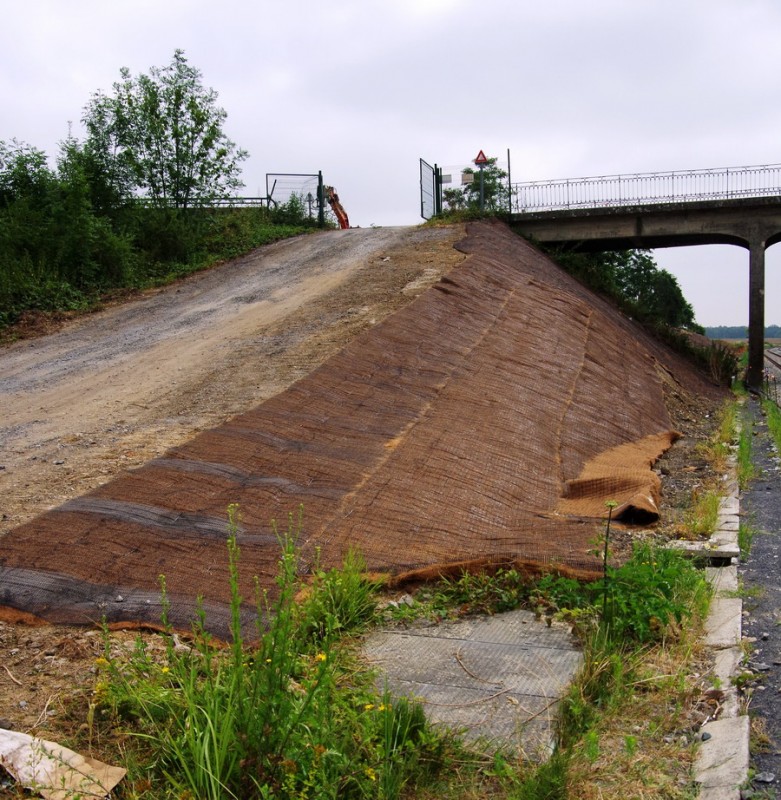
<box><xmin>0</xmin><ymin>225</ymin><xmax>465</xmax><ymax>538</ymax></box>
<box><xmin>0</xmin><ymin>224</ymin><xmax>465</xmax><ymax>746</ymax></box>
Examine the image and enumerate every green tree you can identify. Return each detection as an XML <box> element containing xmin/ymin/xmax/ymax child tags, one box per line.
<box><xmin>443</xmin><ymin>157</ymin><xmax>509</xmax><ymax>213</ymax></box>
<box><xmin>645</xmin><ymin>269</ymin><xmax>696</xmax><ymax>328</ymax></box>
<box><xmin>83</xmin><ymin>49</ymin><xmax>248</xmax><ymax>209</ymax></box>
<box><xmin>552</xmin><ymin>248</ymin><xmax>700</xmax><ymax>330</ymax></box>
<box><xmin>54</xmin><ymin>136</ymin><xmax>134</xmax><ymax>287</ymax></box>
<box><xmin>0</xmin><ymin>139</ymin><xmax>53</xmax><ymax>209</ymax></box>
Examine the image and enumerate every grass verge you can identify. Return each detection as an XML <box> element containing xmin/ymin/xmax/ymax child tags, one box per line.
<box><xmin>764</xmin><ymin>397</ymin><xmax>781</xmax><ymax>450</ymax></box>
<box><xmin>58</xmin><ymin>509</ymin><xmax>711</xmax><ymax>800</ymax></box>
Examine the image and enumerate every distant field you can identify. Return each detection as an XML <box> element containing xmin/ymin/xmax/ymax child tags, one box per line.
<box><xmin>715</xmin><ymin>338</ymin><xmax>781</xmax><ymax>346</ymax></box>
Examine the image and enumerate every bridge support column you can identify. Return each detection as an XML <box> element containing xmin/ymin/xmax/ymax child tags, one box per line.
<box><xmin>747</xmin><ymin>239</ymin><xmax>766</xmax><ymax>388</ymax></box>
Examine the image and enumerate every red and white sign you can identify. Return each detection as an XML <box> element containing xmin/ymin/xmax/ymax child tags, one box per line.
<box><xmin>474</xmin><ymin>150</ymin><xmax>489</xmax><ymax>165</ymax></box>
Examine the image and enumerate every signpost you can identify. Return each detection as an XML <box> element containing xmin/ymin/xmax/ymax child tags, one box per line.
<box><xmin>474</xmin><ymin>150</ymin><xmax>489</xmax><ymax>212</ymax></box>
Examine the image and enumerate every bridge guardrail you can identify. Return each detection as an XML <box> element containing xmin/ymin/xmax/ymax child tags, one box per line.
<box><xmin>511</xmin><ymin>163</ymin><xmax>781</xmax><ymax>213</ymax></box>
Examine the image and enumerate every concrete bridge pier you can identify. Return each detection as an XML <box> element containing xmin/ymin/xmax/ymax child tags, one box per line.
<box><xmin>747</xmin><ymin>239</ymin><xmax>766</xmax><ymax>389</ymax></box>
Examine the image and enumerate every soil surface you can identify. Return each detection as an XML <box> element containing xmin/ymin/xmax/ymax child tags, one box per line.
<box><xmin>1</xmin><ymin>226</ymin><xmax>465</xmax><ymax>536</ymax></box>
<box><xmin>0</xmin><ymin>222</ymin><xmax>728</xmax><ymax>796</ymax></box>
<box><xmin>0</xmin><ymin>225</ymin><xmax>465</xmax><ymax>739</ymax></box>
<box><xmin>739</xmin><ymin>397</ymin><xmax>781</xmax><ymax>797</ymax></box>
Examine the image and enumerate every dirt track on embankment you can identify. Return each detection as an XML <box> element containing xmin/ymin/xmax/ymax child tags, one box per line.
<box><xmin>0</xmin><ymin>225</ymin><xmax>466</xmax><ymax>537</ymax></box>
<box><xmin>0</xmin><ymin>220</ymin><xmax>727</xmax><ymax>741</ymax></box>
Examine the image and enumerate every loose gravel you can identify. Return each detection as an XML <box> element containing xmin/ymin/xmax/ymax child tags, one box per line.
<box><xmin>738</xmin><ymin>397</ymin><xmax>781</xmax><ymax>797</ymax></box>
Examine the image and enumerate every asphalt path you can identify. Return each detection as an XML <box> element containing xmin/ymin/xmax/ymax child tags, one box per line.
<box><xmin>740</xmin><ymin>396</ymin><xmax>781</xmax><ymax>795</ymax></box>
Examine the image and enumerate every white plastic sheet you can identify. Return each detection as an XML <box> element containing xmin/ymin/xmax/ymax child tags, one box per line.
<box><xmin>0</xmin><ymin>727</ymin><xmax>125</xmax><ymax>799</ymax></box>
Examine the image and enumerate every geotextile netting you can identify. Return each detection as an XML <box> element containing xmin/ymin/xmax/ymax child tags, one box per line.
<box><xmin>0</xmin><ymin>221</ymin><xmax>722</xmax><ymax>637</ymax></box>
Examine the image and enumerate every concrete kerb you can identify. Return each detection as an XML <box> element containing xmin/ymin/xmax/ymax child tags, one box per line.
<box><xmin>690</xmin><ymin>466</ymin><xmax>750</xmax><ymax>800</ymax></box>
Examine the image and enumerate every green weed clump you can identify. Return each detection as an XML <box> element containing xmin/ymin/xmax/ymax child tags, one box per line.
<box><xmin>738</xmin><ymin>521</ymin><xmax>759</xmax><ymax>562</ymax></box>
<box><xmin>93</xmin><ymin>508</ymin><xmax>446</xmax><ymax>800</ymax></box>
<box><xmin>764</xmin><ymin>397</ymin><xmax>781</xmax><ymax>450</ymax></box>
<box><xmin>534</xmin><ymin>544</ymin><xmax>708</xmax><ymax>645</ymax></box>
<box><xmin>389</xmin><ymin>544</ymin><xmax>707</xmax><ymax>650</ymax></box>
<box><xmin>737</xmin><ymin>419</ymin><xmax>757</xmax><ymax>489</ymax></box>
<box><xmin>683</xmin><ymin>488</ymin><xmax>721</xmax><ymax>537</ymax></box>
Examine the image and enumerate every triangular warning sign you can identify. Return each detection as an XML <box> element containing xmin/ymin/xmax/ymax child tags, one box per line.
<box><xmin>474</xmin><ymin>150</ymin><xmax>489</xmax><ymax>165</ymax></box>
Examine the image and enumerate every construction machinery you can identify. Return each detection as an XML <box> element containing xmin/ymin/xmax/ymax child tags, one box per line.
<box><xmin>325</xmin><ymin>186</ymin><xmax>350</xmax><ymax>229</ymax></box>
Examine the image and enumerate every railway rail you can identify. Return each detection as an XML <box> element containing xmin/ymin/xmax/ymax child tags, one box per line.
<box><xmin>763</xmin><ymin>347</ymin><xmax>781</xmax><ymax>405</ymax></box>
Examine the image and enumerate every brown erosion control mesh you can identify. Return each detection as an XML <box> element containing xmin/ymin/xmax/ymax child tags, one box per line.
<box><xmin>0</xmin><ymin>221</ymin><xmax>723</xmax><ymax>638</ymax></box>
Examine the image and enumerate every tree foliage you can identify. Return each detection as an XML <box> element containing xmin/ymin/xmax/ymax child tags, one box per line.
<box><xmin>83</xmin><ymin>49</ymin><xmax>247</xmax><ymax>209</ymax></box>
<box><xmin>553</xmin><ymin>248</ymin><xmax>700</xmax><ymax>331</ymax></box>
<box><xmin>443</xmin><ymin>157</ymin><xmax>509</xmax><ymax>213</ymax></box>
<box><xmin>0</xmin><ymin>51</ymin><xmax>322</xmax><ymax>330</ymax></box>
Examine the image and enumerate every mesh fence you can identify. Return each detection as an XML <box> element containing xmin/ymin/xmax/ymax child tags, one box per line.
<box><xmin>265</xmin><ymin>172</ymin><xmax>321</xmax><ymax>208</ymax></box>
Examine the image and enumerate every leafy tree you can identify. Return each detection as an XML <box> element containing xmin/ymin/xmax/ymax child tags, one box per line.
<box><xmin>443</xmin><ymin>157</ymin><xmax>509</xmax><ymax>213</ymax></box>
<box><xmin>54</xmin><ymin>136</ymin><xmax>135</xmax><ymax>287</ymax></box>
<box><xmin>83</xmin><ymin>49</ymin><xmax>248</xmax><ymax>209</ymax></box>
<box><xmin>552</xmin><ymin>248</ymin><xmax>700</xmax><ymax>331</ymax></box>
<box><xmin>0</xmin><ymin>139</ymin><xmax>53</xmax><ymax>208</ymax></box>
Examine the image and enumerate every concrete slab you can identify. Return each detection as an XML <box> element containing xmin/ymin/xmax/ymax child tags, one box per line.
<box><xmin>705</xmin><ymin>598</ymin><xmax>743</xmax><ymax>649</ymax></box>
<box><xmin>363</xmin><ymin>609</ymin><xmax>582</xmax><ymax>758</ymax></box>
<box><xmin>719</xmin><ymin>498</ymin><xmax>740</xmax><ymax>516</ymax></box>
<box><xmin>695</xmin><ymin>715</ymin><xmax>750</xmax><ymax>797</ymax></box>
<box><xmin>706</xmin><ymin>565</ymin><xmax>738</xmax><ymax>594</ymax></box>
<box><xmin>671</xmin><ymin>540</ymin><xmax>740</xmax><ymax>563</ymax></box>
<box><xmin>711</xmin><ymin>647</ymin><xmax>744</xmax><ymax>685</ymax></box>
<box><xmin>711</xmin><ymin>534</ymin><xmax>739</xmax><ymax>551</ymax></box>
<box><xmin>706</xmin><ymin>647</ymin><xmax>744</xmax><ymax>718</ymax></box>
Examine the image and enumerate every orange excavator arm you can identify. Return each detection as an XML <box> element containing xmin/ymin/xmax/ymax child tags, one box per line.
<box><xmin>325</xmin><ymin>186</ymin><xmax>350</xmax><ymax>229</ymax></box>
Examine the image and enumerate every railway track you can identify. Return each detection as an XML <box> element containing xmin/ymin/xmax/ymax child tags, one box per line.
<box><xmin>764</xmin><ymin>347</ymin><xmax>781</xmax><ymax>404</ymax></box>
<box><xmin>766</xmin><ymin>347</ymin><xmax>781</xmax><ymax>372</ymax></box>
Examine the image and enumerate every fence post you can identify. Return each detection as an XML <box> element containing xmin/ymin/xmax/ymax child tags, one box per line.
<box><xmin>506</xmin><ymin>148</ymin><xmax>512</xmax><ymax>214</ymax></box>
<box><xmin>435</xmin><ymin>164</ymin><xmax>443</xmax><ymax>216</ymax></box>
<box><xmin>317</xmin><ymin>171</ymin><xmax>325</xmax><ymax>228</ymax></box>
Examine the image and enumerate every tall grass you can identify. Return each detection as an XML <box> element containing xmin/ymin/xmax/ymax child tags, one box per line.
<box><xmin>95</xmin><ymin>508</ymin><xmax>445</xmax><ymax>799</ymax></box>
<box><xmin>683</xmin><ymin>488</ymin><xmax>722</xmax><ymax>537</ymax></box>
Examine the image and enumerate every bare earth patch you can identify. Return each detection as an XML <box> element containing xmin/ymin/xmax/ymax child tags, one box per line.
<box><xmin>0</xmin><ymin>221</ymin><xmax>725</xmax><ymax>795</ymax></box>
<box><xmin>0</xmin><ymin>224</ymin><xmax>464</xmax><ymax>740</ymax></box>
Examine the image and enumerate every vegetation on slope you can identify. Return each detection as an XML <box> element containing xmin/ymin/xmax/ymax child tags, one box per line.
<box><xmin>0</xmin><ymin>51</ymin><xmax>321</xmax><ymax>331</ymax></box>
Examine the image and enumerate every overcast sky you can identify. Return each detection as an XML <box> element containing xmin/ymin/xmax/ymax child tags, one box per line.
<box><xmin>3</xmin><ymin>0</ymin><xmax>780</xmax><ymax>326</ymax></box>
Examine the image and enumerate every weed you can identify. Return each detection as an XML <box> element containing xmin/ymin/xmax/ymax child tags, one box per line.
<box><xmin>94</xmin><ymin>509</ymin><xmax>451</xmax><ymax>799</ymax></box>
<box><xmin>683</xmin><ymin>488</ymin><xmax>721</xmax><ymax>537</ymax></box>
<box><xmin>739</xmin><ymin>521</ymin><xmax>759</xmax><ymax>562</ymax></box>
<box><xmin>737</xmin><ymin>417</ymin><xmax>757</xmax><ymax>490</ymax></box>
<box><xmin>764</xmin><ymin>397</ymin><xmax>781</xmax><ymax>450</ymax></box>
<box><xmin>300</xmin><ymin>547</ymin><xmax>379</xmax><ymax>642</ymax></box>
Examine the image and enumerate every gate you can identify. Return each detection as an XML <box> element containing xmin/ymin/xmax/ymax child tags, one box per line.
<box><xmin>420</xmin><ymin>158</ymin><xmax>442</xmax><ymax>220</ymax></box>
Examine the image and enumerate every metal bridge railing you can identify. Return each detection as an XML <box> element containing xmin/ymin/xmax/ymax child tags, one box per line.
<box><xmin>511</xmin><ymin>163</ymin><xmax>781</xmax><ymax>213</ymax></box>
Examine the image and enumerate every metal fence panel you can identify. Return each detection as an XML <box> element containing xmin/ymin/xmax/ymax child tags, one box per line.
<box><xmin>420</xmin><ymin>159</ymin><xmax>436</xmax><ymax>220</ymax></box>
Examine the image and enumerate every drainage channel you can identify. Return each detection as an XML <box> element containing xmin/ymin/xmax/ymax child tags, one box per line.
<box><xmin>673</xmin><ymin>461</ymin><xmax>750</xmax><ymax>798</ymax></box>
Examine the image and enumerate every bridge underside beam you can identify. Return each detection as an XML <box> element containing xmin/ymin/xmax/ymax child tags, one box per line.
<box><xmin>511</xmin><ymin>197</ymin><xmax>779</xmax><ymax>388</ymax></box>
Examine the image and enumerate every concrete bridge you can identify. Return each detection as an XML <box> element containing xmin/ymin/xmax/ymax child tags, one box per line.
<box><xmin>509</xmin><ymin>164</ymin><xmax>781</xmax><ymax>387</ymax></box>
